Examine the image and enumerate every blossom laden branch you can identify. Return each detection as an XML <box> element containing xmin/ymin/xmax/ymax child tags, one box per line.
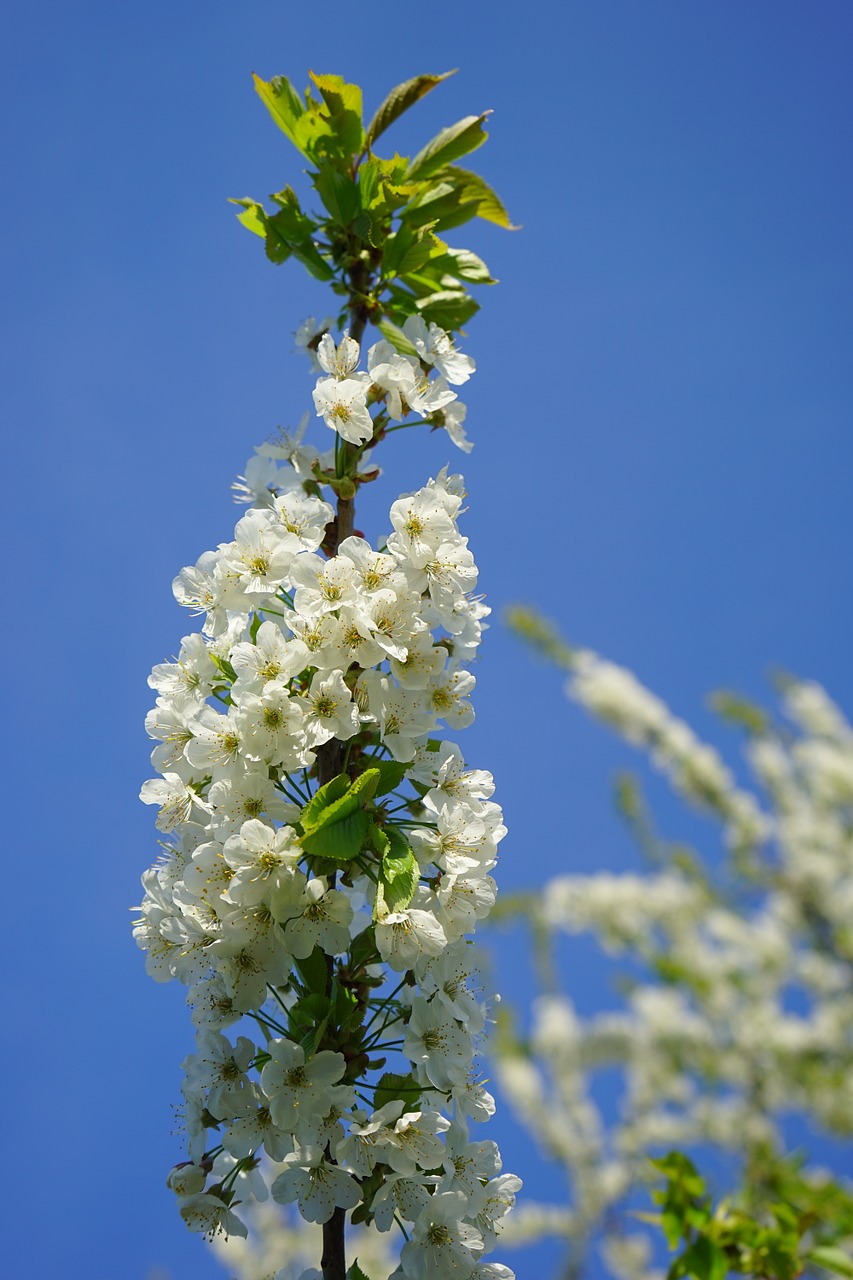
<box><xmin>135</xmin><ymin>67</ymin><xmax>519</xmax><ymax>1280</ymax></box>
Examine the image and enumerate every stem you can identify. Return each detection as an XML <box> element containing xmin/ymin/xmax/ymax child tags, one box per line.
<box><xmin>317</xmin><ymin>253</ymin><xmax>376</xmax><ymax>1280</ymax></box>
<box><xmin>321</xmin><ymin>1206</ymin><xmax>347</xmax><ymax>1280</ymax></box>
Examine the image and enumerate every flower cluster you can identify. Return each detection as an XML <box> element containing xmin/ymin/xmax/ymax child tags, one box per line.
<box><xmin>134</xmin><ymin>326</ymin><xmax>518</xmax><ymax>1279</ymax></box>
<box><xmin>492</xmin><ymin>643</ymin><xmax>853</xmax><ymax>1280</ymax></box>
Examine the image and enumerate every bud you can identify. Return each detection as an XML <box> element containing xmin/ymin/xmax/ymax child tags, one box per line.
<box><xmin>167</xmin><ymin>1162</ymin><xmax>206</xmax><ymax>1197</ymax></box>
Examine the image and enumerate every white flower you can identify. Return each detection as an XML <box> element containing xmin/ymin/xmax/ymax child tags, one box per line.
<box><xmin>230</xmin><ymin>621</ymin><xmax>309</xmax><ymax>695</ymax></box>
<box><xmin>220</xmin><ymin>509</ymin><xmax>296</xmax><ymax>595</ymax></box>
<box><xmin>376</xmin><ymin>909</ymin><xmax>447</xmax><ymax>971</ymax></box>
<box><xmin>313</xmin><ymin>375</ymin><xmax>374</xmax><ymax>445</ymax></box>
<box><xmin>271</xmin><ymin>1145</ymin><xmax>361</xmax><ymax>1223</ymax></box>
<box><xmin>271</xmin><ymin>489</ymin><xmax>335</xmax><ymax>553</ymax></box>
<box><xmin>296</xmin><ymin>670</ymin><xmax>361</xmax><ymax>748</ymax></box>
<box><xmin>403</xmin><ymin>316</ymin><xmax>476</xmax><ymax>385</ymax></box>
<box><xmin>179</xmin><ymin>1191</ymin><xmax>248</xmax><ymax>1240</ymax></box>
<box><xmin>401</xmin><ymin>1191</ymin><xmax>483</xmax><ymax>1279</ymax></box>
<box><xmin>182</xmin><ymin>1030</ymin><xmax>255</xmax><ymax>1118</ymax></box>
<box><xmin>140</xmin><ymin>773</ymin><xmax>202</xmax><ymax>832</ymax></box>
<box><xmin>316</xmin><ymin>331</ymin><xmax>361</xmax><ymax>379</ymax></box>
<box><xmin>222</xmin><ymin>820</ymin><xmax>301</xmax><ymax>906</ymax></box>
<box><xmin>272</xmin><ymin>878</ymin><xmax>354</xmax><ymax>958</ymax></box>
<box><xmin>294</xmin><ymin>315</ymin><xmax>334</xmax><ymax>366</ymax></box>
<box><xmin>260</xmin><ymin>1041</ymin><xmax>346</xmax><ymax>1131</ymax></box>
<box><xmin>404</xmin><ymin>997</ymin><xmax>472</xmax><ymax>1090</ymax></box>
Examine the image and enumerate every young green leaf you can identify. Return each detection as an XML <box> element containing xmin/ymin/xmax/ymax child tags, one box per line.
<box><xmin>301</xmin><ymin>774</ymin><xmax>351</xmax><ymax>832</ymax></box>
<box><xmin>809</xmin><ymin>1247</ymin><xmax>853</xmax><ymax>1279</ymax></box>
<box><xmin>675</xmin><ymin>1235</ymin><xmax>727</xmax><ymax>1280</ymax></box>
<box><xmin>348</xmin><ymin>767</ymin><xmax>381</xmax><ymax>806</ymax></box>
<box><xmin>375</xmin><ymin>834</ymin><xmax>419</xmax><ymax>918</ymax></box>
<box><xmin>253</xmin><ymin>73</ymin><xmax>305</xmax><ymax>149</ymax></box>
<box><xmin>308</xmin><ymin>71</ymin><xmax>364</xmax><ymax>157</ymax></box>
<box><xmin>407</xmin><ymin>113</ymin><xmax>490</xmax><ymax>182</ymax></box>
<box><xmin>230</xmin><ymin>198</ymin><xmax>267</xmax><ymax>237</ymax></box>
<box><xmin>302</xmin><ymin>808</ymin><xmax>370</xmax><ymax>862</ymax></box>
<box><xmin>374</xmin><ymin>319</ymin><xmax>419</xmax><ymax>358</ymax></box>
<box><xmin>366</xmin><ymin>71</ymin><xmax>456</xmax><ymax>149</ymax></box>
<box><xmin>372</xmin><ymin>760</ymin><xmax>408</xmax><ymax>796</ymax></box>
<box><xmin>440</xmin><ymin>165</ymin><xmax>519</xmax><ymax>229</ymax></box>
<box><xmin>314</xmin><ymin>167</ymin><xmax>362</xmax><ymax>227</ymax></box>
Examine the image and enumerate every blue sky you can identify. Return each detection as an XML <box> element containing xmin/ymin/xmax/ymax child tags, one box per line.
<box><xmin>3</xmin><ymin>2</ymin><xmax>852</xmax><ymax>1277</ymax></box>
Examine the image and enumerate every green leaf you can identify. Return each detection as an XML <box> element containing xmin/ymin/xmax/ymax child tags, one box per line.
<box><xmin>253</xmin><ymin>73</ymin><xmax>305</xmax><ymax>149</ymax></box>
<box><xmin>407</xmin><ymin>113</ymin><xmax>490</xmax><ymax>181</ymax></box>
<box><xmin>348</xmin><ymin>767</ymin><xmax>381</xmax><ymax>806</ymax></box>
<box><xmin>368</xmin><ymin>822</ymin><xmax>391</xmax><ymax>859</ymax></box>
<box><xmin>301</xmin><ymin>774</ymin><xmax>351</xmax><ymax>832</ymax></box>
<box><xmin>440</xmin><ymin>165</ymin><xmax>519</xmax><ymax>229</ymax></box>
<box><xmin>373</xmin><ymin>1071</ymin><xmax>421</xmax><ymax>1112</ymax></box>
<box><xmin>677</xmin><ymin>1236</ymin><xmax>727</xmax><ymax>1280</ymax></box>
<box><xmin>289</xmin><ymin>239</ymin><xmax>335</xmax><ymax>281</ymax></box>
<box><xmin>366</xmin><ymin>71</ymin><xmax>456</xmax><ymax>149</ymax></box>
<box><xmin>383</xmin><ymin>224</ymin><xmax>429</xmax><ymax>276</ymax></box>
<box><xmin>709</xmin><ymin>689</ymin><xmax>769</xmax><ymax>736</ymax></box>
<box><xmin>375</xmin><ymin>834</ymin><xmax>418</xmax><ymax>918</ymax></box>
<box><xmin>308</xmin><ymin>71</ymin><xmax>364</xmax><ymax>157</ymax></box>
<box><xmin>349</xmin><ymin>925</ymin><xmax>379</xmax><ymax>970</ymax></box>
<box><xmin>375</xmin><ymin>318</ymin><xmax>419</xmax><ymax>358</ymax></box>
<box><xmin>358</xmin><ymin>159</ymin><xmax>381</xmax><ymax>208</ymax></box>
<box><xmin>400</xmin><ymin>181</ymin><xmax>480</xmax><ymax>232</ymax></box>
<box><xmin>230</xmin><ymin>197</ymin><xmax>267</xmax><ymax>237</ymax></box>
<box><xmin>809</xmin><ymin>1246</ymin><xmax>853</xmax><ymax>1278</ymax></box>
<box><xmin>352</xmin><ymin>210</ymin><xmax>383</xmax><ymax>248</ymax></box>
<box><xmin>661</xmin><ymin>1206</ymin><xmax>684</xmax><ymax>1250</ymax></box>
<box><xmin>372</xmin><ymin>760</ymin><xmax>408</xmax><ymax>796</ymax></box>
<box><xmin>441</xmin><ymin>247</ymin><xmax>495</xmax><ymax>284</ymax></box>
<box><xmin>347</xmin><ymin>1262</ymin><xmax>371</xmax><ymax>1280</ymax></box>
<box><xmin>210</xmin><ymin>653</ymin><xmax>236</xmax><ymax>682</ymax></box>
<box><xmin>416</xmin><ymin>291</ymin><xmax>479</xmax><ymax>330</ymax></box>
<box><xmin>299</xmin><ymin>1011</ymin><xmax>330</xmax><ymax>1057</ymax></box>
<box><xmin>293</xmin><ymin>946</ymin><xmax>329</xmax><ymax>993</ymax></box>
<box><xmin>302</xmin><ymin>809</ymin><xmax>370</xmax><ymax>862</ymax></box>
<box><xmin>300</xmin><ymin>769</ymin><xmax>380</xmax><ymax>864</ymax></box>
<box><xmin>314</xmin><ymin>167</ymin><xmax>362</xmax><ymax>227</ymax></box>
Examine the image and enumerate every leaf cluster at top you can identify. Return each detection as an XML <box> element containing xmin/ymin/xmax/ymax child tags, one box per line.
<box><xmin>232</xmin><ymin>69</ymin><xmax>516</xmax><ymax>336</ymax></box>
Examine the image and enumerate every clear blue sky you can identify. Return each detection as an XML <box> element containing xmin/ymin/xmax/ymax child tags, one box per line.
<box><xmin>3</xmin><ymin>2</ymin><xmax>852</xmax><ymax>1277</ymax></box>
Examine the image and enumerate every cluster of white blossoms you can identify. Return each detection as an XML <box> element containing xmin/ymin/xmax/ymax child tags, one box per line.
<box><xmin>134</xmin><ymin>323</ymin><xmax>519</xmax><ymax>1279</ymax></box>
<box><xmin>567</xmin><ymin>651</ymin><xmax>768</xmax><ymax>853</ymax></box>
<box><xmin>492</xmin><ymin>651</ymin><xmax>853</xmax><ymax>1280</ymax></box>
<box><xmin>212</xmin><ymin>1201</ymin><xmax>397</xmax><ymax>1280</ymax></box>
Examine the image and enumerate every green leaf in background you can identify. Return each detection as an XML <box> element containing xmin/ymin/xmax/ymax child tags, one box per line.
<box><xmin>375</xmin><ymin>318</ymin><xmax>419</xmax><ymax>358</ymax></box>
<box><xmin>407</xmin><ymin>113</ymin><xmax>490</xmax><ymax>181</ymax></box>
<box><xmin>674</xmin><ymin>1235</ymin><xmax>727</xmax><ymax>1280</ymax></box>
<box><xmin>346</xmin><ymin>1262</ymin><xmax>371</xmax><ymax>1280</ymax></box>
<box><xmin>809</xmin><ymin>1247</ymin><xmax>853</xmax><ymax>1278</ymax></box>
<box><xmin>373</xmin><ymin>1071</ymin><xmax>422</xmax><ymax>1111</ymax></box>
<box><xmin>366</xmin><ymin>70</ymin><xmax>456</xmax><ymax>149</ymax></box>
